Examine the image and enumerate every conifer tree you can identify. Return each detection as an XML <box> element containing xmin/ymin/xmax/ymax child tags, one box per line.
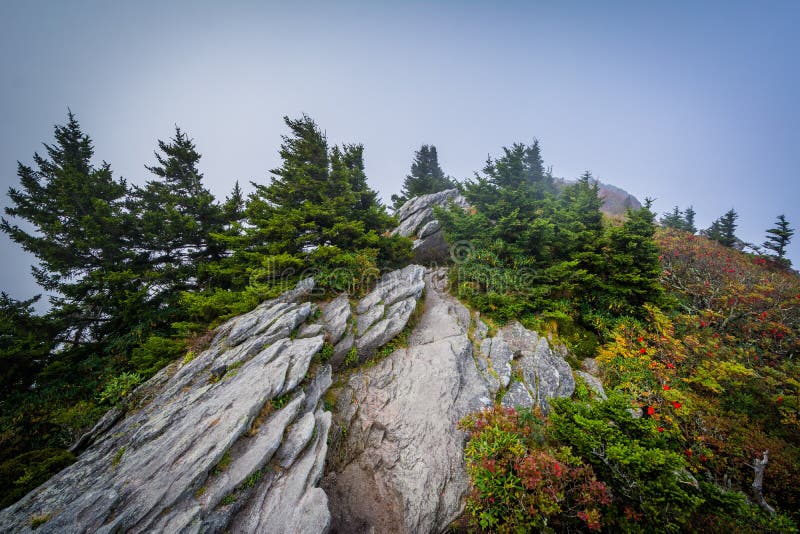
<box><xmin>601</xmin><ymin>204</ymin><xmax>664</xmax><ymax>313</ymax></box>
<box><xmin>133</xmin><ymin>126</ymin><xmax>225</xmax><ymax>290</ymax></box>
<box><xmin>707</xmin><ymin>209</ymin><xmax>739</xmax><ymax>248</ymax></box>
<box><xmin>0</xmin><ymin>293</ymin><xmax>55</xmax><ymax>401</ymax></box>
<box><xmin>391</xmin><ymin>145</ymin><xmax>456</xmax><ymax>209</ymax></box>
<box><xmin>246</xmin><ymin>115</ymin><xmax>334</xmax><ymax>255</ymax></box>
<box><xmin>223</xmin><ymin>181</ymin><xmax>245</xmax><ymax>223</ymax></box>
<box><xmin>245</xmin><ymin>115</ymin><xmax>408</xmax><ymax>284</ymax></box>
<box><xmin>554</xmin><ymin>172</ymin><xmax>603</xmax><ymax>259</ymax></box>
<box><xmin>195</xmin><ymin>181</ymin><xmax>251</xmax><ymax>292</ymax></box>
<box><xmin>660</xmin><ymin>205</ymin><xmax>696</xmax><ymax>233</ymax></box>
<box><xmin>331</xmin><ymin>143</ymin><xmax>395</xmax><ymax>236</ymax></box>
<box><xmin>1</xmin><ymin>112</ymin><xmax>130</xmax><ymax>345</ymax></box>
<box><xmin>660</xmin><ymin>206</ymin><xmax>685</xmax><ymax>230</ymax></box>
<box><xmin>684</xmin><ymin>206</ymin><xmax>697</xmax><ymax>234</ymax></box>
<box><xmin>763</xmin><ymin>214</ymin><xmax>794</xmax><ymax>266</ymax></box>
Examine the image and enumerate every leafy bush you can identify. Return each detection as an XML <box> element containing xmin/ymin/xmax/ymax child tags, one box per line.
<box><xmin>49</xmin><ymin>400</ymin><xmax>105</xmax><ymax>446</ymax></box>
<box><xmin>97</xmin><ymin>372</ymin><xmax>143</xmax><ymax>407</ymax></box>
<box><xmin>310</xmin><ymin>246</ymin><xmax>381</xmax><ymax>296</ymax></box>
<box><xmin>130</xmin><ymin>336</ymin><xmax>187</xmax><ymax>377</ymax></box>
<box><xmin>548</xmin><ymin>393</ymin><xmax>704</xmax><ymax>531</ymax></box>
<box><xmin>459</xmin><ymin>406</ymin><xmax>612</xmax><ymax>532</ymax></box>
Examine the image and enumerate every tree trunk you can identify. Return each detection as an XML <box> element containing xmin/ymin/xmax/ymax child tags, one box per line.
<box><xmin>751</xmin><ymin>450</ymin><xmax>775</xmax><ymax>515</ymax></box>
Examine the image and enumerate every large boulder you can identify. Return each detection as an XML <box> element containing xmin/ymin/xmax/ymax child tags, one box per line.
<box><xmin>494</xmin><ymin>321</ymin><xmax>575</xmax><ymax>414</ymax></box>
<box><xmin>391</xmin><ymin>189</ymin><xmax>468</xmax><ymax>264</ymax></box>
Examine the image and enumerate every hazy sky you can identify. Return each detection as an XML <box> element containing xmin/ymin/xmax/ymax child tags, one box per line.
<box><xmin>1</xmin><ymin>0</ymin><xmax>798</xmax><ymax>306</ymax></box>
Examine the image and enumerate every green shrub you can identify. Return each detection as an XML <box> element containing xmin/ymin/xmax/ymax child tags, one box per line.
<box><xmin>211</xmin><ymin>450</ymin><xmax>232</xmax><ymax>475</ymax></box>
<box><xmin>130</xmin><ymin>336</ymin><xmax>187</xmax><ymax>377</ymax></box>
<box><xmin>97</xmin><ymin>372</ymin><xmax>143</xmax><ymax>407</ymax></box>
<box><xmin>344</xmin><ymin>347</ymin><xmax>359</xmax><ymax>367</ymax></box>
<box><xmin>49</xmin><ymin>400</ymin><xmax>105</xmax><ymax>445</ymax></box>
<box><xmin>220</xmin><ymin>493</ymin><xmax>237</xmax><ymax>505</ymax></box>
<box><xmin>459</xmin><ymin>406</ymin><xmax>611</xmax><ymax>532</ymax></box>
<box><xmin>318</xmin><ymin>342</ymin><xmax>334</xmax><ymax>363</ymax></box>
<box><xmin>111</xmin><ymin>446</ymin><xmax>125</xmax><ymax>467</ymax></box>
<box><xmin>310</xmin><ymin>246</ymin><xmax>381</xmax><ymax>296</ymax></box>
<box><xmin>30</xmin><ymin>513</ymin><xmax>53</xmax><ymax>529</ymax></box>
<box><xmin>548</xmin><ymin>393</ymin><xmax>704</xmax><ymax>532</ymax></box>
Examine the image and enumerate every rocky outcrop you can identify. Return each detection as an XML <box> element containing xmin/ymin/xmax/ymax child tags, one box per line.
<box><xmin>1</xmin><ymin>264</ymin><xmax>591</xmax><ymax>534</ymax></box>
<box><xmin>0</xmin><ymin>279</ymin><xmax>332</xmax><ymax>534</ymax></box>
<box><xmin>319</xmin><ymin>265</ymin><xmax>426</xmax><ymax>369</ymax></box>
<box><xmin>321</xmin><ymin>269</ymin><xmax>581</xmax><ymax>534</ymax></box>
<box><xmin>391</xmin><ymin>189</ymin><xmax>468</xmax><ymax>264</ymax></box>
<box><xmin>322</xmin><ymin>268</ymin><xmax>491</xmax><ymax>533</ymax></box>
<box><xmin>494</xmin><ymin>322</ymin><xmax>575</xmax><ymax>414</ymax></box>
<box><xmin>470</xmin><ymin>319</ymin><xmax>577</xmax><ymax>414</ymax></box>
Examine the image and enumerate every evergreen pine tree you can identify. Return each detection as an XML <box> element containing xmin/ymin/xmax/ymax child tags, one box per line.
<box><xmin>133</xmin><ymin>126</ymin><xmax>225</xmax><ymax>290</ymax></box>
<box><xmin>222</xmin><ymin>181</ymin><xmax>245</xmax><ymax>223</ymax></box>
<box><xmin>707</xmin><ymin>209</ymin><xmax>739</xmax><ymax>247</ymax></box>
<box><xmin>332</xmin><ymin>143</ymin><xmax>395</xmax><ymax>236</ymax></box>
<box><xmin>660</xmin><ymin>205</ymin><xmax>696</xmax><ymax>233</ymax></box>
<box><xmin>763</xmin><ymin>214</ymin><xmax>794</xmax><ymax>266</ymax></box>
<box><xmin>1</xmin><ymin>112</ymin><xmax>130</xmax><ymax>346</ymax></box>
<box><xmin>660</xmin><ymin>206</ymin><xmax>685</xmax><ymax>230</ymax></box>
<box><xmin>197</xmin><ymin>181</ymin><xmax>250</xmax><ymax>292</ymax></box>
<box><xmin>684</xmin><ymin>206</ymin><xmax>697</xmax><ymax>234</ymax></box>
<box><xmin>0</xmin><ymin>293</ymin><xmax>55</xmax><ymax>401</ymax></box>
<box><xmin>391</xmin><ymin>145</ymin><xmax>456</xmax><ymax>209</ymax></box>
<box><xmin>601</xmin><ymin>204</ymin><xmax>664</xmax><ymax>314</ymax></box>
<box><xmin>245</xmin><ymin>115</ymin><xmax>409</xmax><ymax>286</ymax></box>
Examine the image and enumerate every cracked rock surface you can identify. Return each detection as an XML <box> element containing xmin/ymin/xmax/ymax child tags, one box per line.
<box><xmin>391</xmin><ymin>189</ymin><xmax>468</xmax><ymax>264</ymax></box>
<box><xmin>322</xmin><ymin>269</ymin><xmax>491</xmax><ymax>533</ymax></box>
<box><xmin>0</xmin><ymin>259</ymin><xmax>587</xmax><ymax>534</ymax></box>
<box><xmin>0</xmin><ymin>279</ymin><xmax>333</xmax><ymax>534</ymax></box>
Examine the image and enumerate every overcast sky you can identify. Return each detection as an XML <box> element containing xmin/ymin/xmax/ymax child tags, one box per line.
<box><xmin>1</xmin><ymin>0</ymin><xmax>798</xmax><ymax>306</ymax></box>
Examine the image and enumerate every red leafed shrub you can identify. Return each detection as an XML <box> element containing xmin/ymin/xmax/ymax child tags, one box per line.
<box><xmin>459</xmin><ymin>406</ymin><xmax>611</xmax><ymax>532</ymax></box>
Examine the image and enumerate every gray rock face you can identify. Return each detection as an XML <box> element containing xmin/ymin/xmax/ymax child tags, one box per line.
<box><xmin>392</xmin><ymin>189</ymin><xmax>469</xmax><ymax>264</ymax></box>
<box><xmin>471</xmin><ymin>320</ymin><xmax>576</xmax><ymax>414</ymax></box>
<box><xmin>355</xmin><ymin>297</ymin><xmax>416</xmax><ymax>360</ymax></box>
<box><xmin>0</xmin><ymin>279</ymin><xmax>333</xmax><ymax>534</ymax></box>
<box><xmin>480</xmin><ymin>337</ymin><xmax>514</xmax><ymax>390</ymax></box>
<box><xmin>323</xmin><ymin>268</ymin><xmax>491</xmax><ymax>533</ymax></box>
<box><xmin>494</xmin><ymin>321</ymin><xmax>575</xmax><ymax>414</ymax></box>
<box><xmin>0</xmin><ymin>265</ymin><xmax>590</xmax><ymax>534</ymax></box>
<box><xmin>501</xmin><ymin>381</ymin><xmax>535</xmax><ymax>409</ymax></box>
<box><xmin>353</xmin><ymin>265</ymin><xmax>425</xmax><ymax>363</ymax></box>
<box><xmin>322</xmin><ymin>293</ymin><xmax>351</xmax><ymax>346</ymax></box>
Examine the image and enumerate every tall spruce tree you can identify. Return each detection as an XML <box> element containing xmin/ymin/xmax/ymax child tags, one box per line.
<box><xmin>222</xmin><ymin>181</ymin><xmax>245</xmax><ymax>223</ymax></box>
<box><xmin>684</xmin><ymin>206</ymin><xmax>697</xmax><ymax>234</ymax></box>
<box><xmin>601</xmin><ymin>203</ymin><xmax>664</xmax><ymax>314</ymax></box>
<box><xmin>391</xmin><ymin>145</ymin><xmax>456</xmax><ymax>209</ymax></box>
<box><xmin>246</xmin><ymin>115</ymin><xmax>334</xmax><ymax>256</ymax></box>
<box><xmin>763</xmin><ymin>214</ymin><xmax>794</xmax><ymax>266</ymax></box>
<box><xmin>660</xmin><ymin>205</ymin><xmax>696</xmax><ymax>233</ymax></box>
<box><xmin>707</xmin><ymin>209</ymin><xmax>739</xmax><ymax>248</ymax></box>
<box><xmin>245</xmin><ymin>115</ymin><xmax>408</xmax><ymax>285</ymax></box>
<box><xmin>1</xmin><ymin>112</ymin><xmax>130</xmax><ymax>346</ymax></box>
<box><xmin>660</xmin><ymin>206</ymin><xmax>685</xmax><ymax>230</ymax></box>
<box><xmin>132</xmin><ymin>126</ymin><xmax>225</xmax><ymax>297</ymax></box>
<box><xmin>0</xmin><ymin>293</ymin><xmax>55</xmax><ymax>401</ymax></box>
